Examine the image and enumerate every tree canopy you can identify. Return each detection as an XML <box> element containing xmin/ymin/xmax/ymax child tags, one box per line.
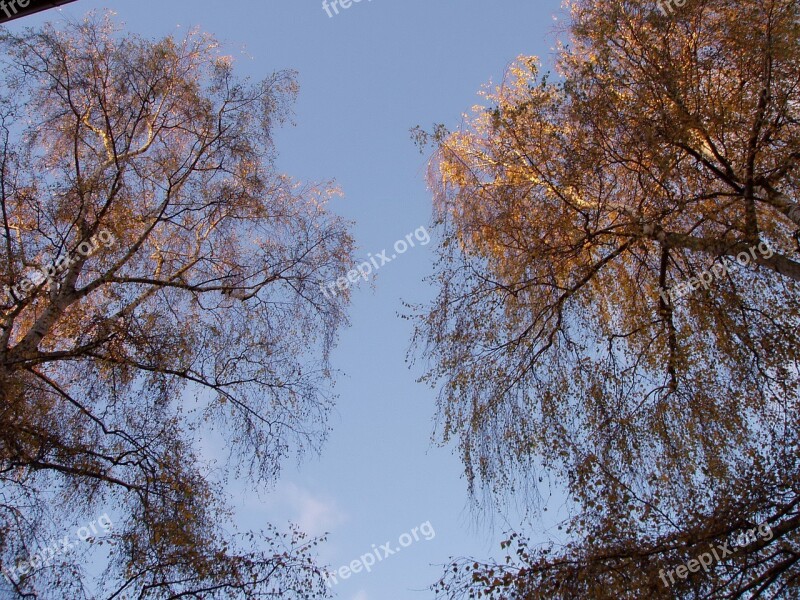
<box><xmin>0</xmin><ymin>14</ymin><xmax>353</xmax><ymax>598</ymax></box>
<box><xmin>414</xmin><ymin>0</ymin><xmax>800</xmax><ymax>597</ymax></box>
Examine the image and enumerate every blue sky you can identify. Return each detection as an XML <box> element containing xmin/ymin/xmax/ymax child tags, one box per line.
<box><xmin>8</xmin><ymin>1</ymin><xmax>566</xmax><ymax>598</ymax></box>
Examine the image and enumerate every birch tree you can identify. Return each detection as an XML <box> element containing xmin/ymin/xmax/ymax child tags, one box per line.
<box><xmin>0</xmin><ymin>14</ymin><xmax>353</xmax><ymax>599</ymax></box>
<box><xmin>415</xmin><ymin>0</ymin><xmax>800</xmax><ymax>597</ymax></box>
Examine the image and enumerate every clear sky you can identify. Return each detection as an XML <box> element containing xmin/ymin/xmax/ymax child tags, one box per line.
<box><xmin>7</xmin><ymin>1</ymin><xmax>565</xmax><ymax>598</ymax></box>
